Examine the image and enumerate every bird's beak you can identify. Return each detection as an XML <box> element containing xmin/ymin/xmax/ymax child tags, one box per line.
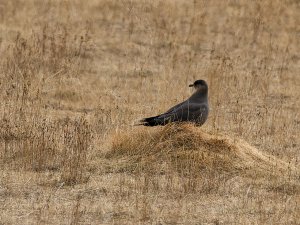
<box><xmin>189</xmin><ymin>84</ymin><xmax>194</xmax><ymax>87</ymax></box>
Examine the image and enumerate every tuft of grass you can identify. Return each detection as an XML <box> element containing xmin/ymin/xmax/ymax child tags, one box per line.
<box><xmin>107</xmin><ymin>124</ymin><xmax>297</xmax><ymax>179</ymax></box>
<box><xmin>60</xmin><ymin>117</ymin><xmax>92</xmax><ymax>185</ymax></box>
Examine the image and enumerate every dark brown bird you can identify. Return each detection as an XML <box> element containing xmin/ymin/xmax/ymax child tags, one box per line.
<box><xmin>137</xmin><ymin>80</ymin><xmax>209</xmax><ymax>126</ymax></box>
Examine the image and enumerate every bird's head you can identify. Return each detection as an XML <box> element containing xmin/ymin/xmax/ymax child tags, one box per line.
<box><xmin>189</xmin><ymin>80</ymin><xmax>208</xmax><ymax>93</ymax></box>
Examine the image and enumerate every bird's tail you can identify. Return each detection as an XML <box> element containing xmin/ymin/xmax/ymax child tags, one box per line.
<box><xmin>135</xmin><ymin>115</ymin><xmax>164</xmax><ymax>126</ymax></box>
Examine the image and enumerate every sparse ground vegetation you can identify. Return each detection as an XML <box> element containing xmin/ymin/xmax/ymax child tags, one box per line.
<box><xmin>0</xmin><ymin>0</ymin><xmax>299</xmax><ymax>224</ymax></box>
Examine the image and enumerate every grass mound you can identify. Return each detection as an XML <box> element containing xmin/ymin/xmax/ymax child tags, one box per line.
<box><xmin>106</xmin><ymin>124</ymin><xmax>296</xmax><ymax>178</ymax></box>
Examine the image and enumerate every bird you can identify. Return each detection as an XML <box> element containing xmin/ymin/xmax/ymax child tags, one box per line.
<box><xmin>137</xmin><ymin>80</ymin><xmax>209</xmax><ymax>126</ymax></box>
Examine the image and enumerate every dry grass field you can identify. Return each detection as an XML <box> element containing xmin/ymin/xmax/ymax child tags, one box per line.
<box><xmin>0</xmin><ymin>0</ymin><xmax>299</xmax><ymax>224</ymax></box>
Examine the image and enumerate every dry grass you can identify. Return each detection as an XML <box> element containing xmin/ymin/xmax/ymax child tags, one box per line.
<box><xmin>0</xmin><ymin>0</ymin><xmax>299</xmax><ymax>224</ymax></box>
<box><xmin>107</xmin><ymin>124</ymin><xmax>297</xmax><ymax>177</ymax></box>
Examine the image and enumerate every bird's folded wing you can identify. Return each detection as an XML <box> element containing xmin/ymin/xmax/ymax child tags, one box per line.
<box><xmin>164</xmin><ymin>101</ymin><xmax>187</xmax><ymax>114</ymax></box>
<box><xmin>157</xmin><ymin>102</ymin><xmax>203</xmax><ymax>121</ymax></box>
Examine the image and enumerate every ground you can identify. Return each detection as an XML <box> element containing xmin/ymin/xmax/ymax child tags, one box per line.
<box><xmin>0</xmin><ymin>0</ymin><xmax>299</xmax><ymax>224</ymax></box>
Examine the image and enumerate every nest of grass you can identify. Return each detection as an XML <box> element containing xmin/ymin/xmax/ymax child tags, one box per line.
<box><xmin>105</xmin><ymin>124</ymin><xmax>296</xmax><ymax>178</ymax></box>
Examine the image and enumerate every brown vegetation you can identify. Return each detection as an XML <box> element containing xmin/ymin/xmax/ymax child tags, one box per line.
<box><xmin>108</xmin><ymin>124</ymin><xmax>296</xmax><ymax>177</ymax></box>
<box><xmin>0</xmin><ymin>0</ymin><xmax>299</xmax><ymax>224</ymax></box>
